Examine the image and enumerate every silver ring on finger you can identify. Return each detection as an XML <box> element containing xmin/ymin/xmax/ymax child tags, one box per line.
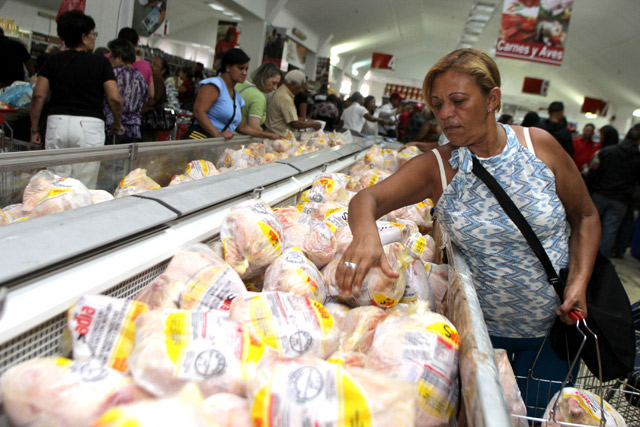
<box><xmin>343</xmin><ymin>261</ymin><xmax>357</xmax><ymax>269</ymax></box>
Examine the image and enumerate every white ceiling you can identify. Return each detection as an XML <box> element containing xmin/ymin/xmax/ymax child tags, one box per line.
<box><xmin>17</xmin><ymin>0</ymin><xmax>640</xmax><ymax>125</ymax></box>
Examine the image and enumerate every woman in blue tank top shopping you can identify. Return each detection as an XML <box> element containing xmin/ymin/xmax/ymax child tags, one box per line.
<box><xmin>187</xmin><ymin>48</ymin><xmax>282</xmax><ymax>141</ymax></box>
<box><xmin>335</xmin><ymin>49</ymin><xmax>600</xmax><ymax>413</ymax></box>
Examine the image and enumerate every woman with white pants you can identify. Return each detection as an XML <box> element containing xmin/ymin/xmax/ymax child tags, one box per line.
<box><xmin>30</xmin><ymin>10</ymin><xmax>124</xmax><ymax>189</ymax></box>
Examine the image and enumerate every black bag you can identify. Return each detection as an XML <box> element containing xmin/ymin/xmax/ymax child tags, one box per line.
<box><xmin>142</xmin><ymin>107</ymin><xmax>177</xmax><ymax>131</ymax></box>
<box><xmin>471</xmin><ymin>155</ymin><xmax>635</xmax><ymax>382</ymax></box>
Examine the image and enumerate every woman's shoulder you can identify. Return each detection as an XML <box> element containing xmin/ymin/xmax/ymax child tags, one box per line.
<box><xmin>200</xmin><ymin>76</ymin><xmax>223</xmax><ymax>86</ymax></box>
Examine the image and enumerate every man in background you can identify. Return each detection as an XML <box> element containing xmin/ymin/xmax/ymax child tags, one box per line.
<box><xmin>537</xmin><ymin>101</ymin><xmax>573</xmax><ymax>156</ymax></box>
<box><xmin>572</xmin><ymin>123</ymin><xmax>599</xmax><ymax>172</ymax></box>
<box><xmin>0</xmin><ymin>27</ymin><xmax>35</xmax><ymax>88</ymax></box>
<box><xmin>378</xmin><ymin>91</ymin><xmax>402</xmax><ymax>138</ymax></box>
<box><xmin>265</xmin><ymin>69</ymin><xmax>322</xmax><ymax>134</ymax></box>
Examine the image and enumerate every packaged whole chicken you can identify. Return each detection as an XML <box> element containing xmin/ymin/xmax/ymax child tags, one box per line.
<box><xmin>283</xmin><ymin>213</ymin><xmax>337</xmax><ymax>268</ymax></box>
<box><xmin>0</xmin><ymin>203</ymin><xmax>25</xmax><ymax>225</ymax></box>
<box><xmin>0</xmin><ymin>357</ymin><xmax>149</xmax><ymax>427</ymax></box>
<box><xmin>333</xmin><ymin>221</ymin><xmax>413</xmax><ymax>254</ymax></box>
<box><xmin>220</xmin><ymin>199</ymin><xmax>284</xmax><ymax>279</ymax></box>
<box><xmin>273</xmin><ymin>206</ymin><xmax>300</xmax><ymax>228</ymax></box>
<box><xmin>248</xmin><ymin>357</ymin><xmax>416</xmax><ymax>427</ymax></box>
<box><xmin>338</xmin><ymin>306</ymin><xmax>387</xmax><ymax>353</ymax></box>
<box><xmin>424</xmin><ymin>262</ymin><xmax>450</xmax><ymax>312</ymax></box>
<box><xmin>248</xmin><ymin>142</ymin><xmax>266</xmax><ymax>159</ymax></box>
<box><xmin>348</xmin><ymin>162</ymin><xmax>371</xmax><ymax>177</ymax></box>
<box><xmin>322</xmin><ymin>242</ymin><xmax>410</xmax><ymax>308</ymax></box>
<box><xmin>90</xmin><ymin>189</ymin><xmax>115</xmax><ymax>204</ymax></box>
<box><xmin>392</xmin><ymin>199</ymin><xmax>434</xmax><ymax>234</ymax></box>
<box><xmin>544</xmin><ymin>387</ymin><xmax>626</xmax><ymax>427</ymax></box>
<box><xmin>348</xmin><ymin>168</ymin><xmax>390</xmax><ymax>192</ymax></box>
<box><xmin>401</xmin><ymin>258</ymin><xmax>436</xmax><ymax>309</ymax></box>
<box><xmin>299</xmin><ymin>201</ymin><xmax>345</xmax><ymax>222</ymax></box>
<box><xmin>397</xmin><ymin>145</ymin><xmax>422</xmax><ymax>167</ymax></box>
<box><xmin>366</xmin><ymin>310</ymin><xmax>460</xmax><ymax>427</ymax></box>
<box><xmin>202</xmin><ymin>392</ymin><xmax>252</xmax><ymax>427</ymax></box>
<box><xmin>30</xmin><ymin>177</ymin><xmax>93</xmax><ymax>219</ymax></box>
<box><xmin>169</xmin><ymin>160</ymin><xmax>219</xmax><ymax>186</ymax></box>
<box><xmin>134</xmin><ymin>244</ymin><xmax>246</xmax><ymax>311</ymax></box>
<box><xmin>67</xmin><ymin>295</ymin><xmax>148</xmax><ymax>372</ymax></box>
<box><xmin>263</xmin><ymin>247</ymin><xmax>328</xmax><ymax>303</ymax></box>
<box><xmin>405</xmin><ymin>232</ymin><xmax>437</xmax><ymax>264</ymax></box>
<box><xmin>94</xmin><ymin>383</ymin><xmax>215</xmax><ymax>427</ymax></box>
<box><xmin>21</xmin><ymin>169</ymin><xmax>58</xmax><ymax>215</ymax></box>
<box><xmin>306</xmin><ymin>173</ymin><xmax>350</xmax><ymax>204</ymax></box>
<box><xmin>324</xmin><ymin>300</ymin><xmax>351</xmax><ymax>328</ymax></box>
<box><xmin>114</xmin><ymin>168</ymin><xmax>161</xmax><ymax>198</ymax></box>
<box><xmin>229</xmin><ymin>291</ymin><xmax>339</xmax><ymax>359</ymax></box>
<box><xmin>327</xmin><ymin>350</ymin><xmax>367</xmax><ymax>368</ymax></box>
<box><xmin>127</xmin><ymin>310</ymin><xmax>267</xmax><ymax>397</ymax></box>
<box><xmin>494</xmin><ymin>349</ymin><xmax>527</xmax><ymax>427</ymax></box>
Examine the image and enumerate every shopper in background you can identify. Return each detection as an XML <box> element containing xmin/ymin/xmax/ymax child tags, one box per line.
<box><xmin>537</xmin><ymin>101</ymin><xmax>573</xmax><ymax>156</ymax></box>
<box><xmin>339</xmin><ymin>92</ymin><xmax>389</xmax><ymax>135</ymax></box>
<box><xmin>520</xmin><ymin>111</ymin><xmax>540</xmax><ymax>127</ymax></box>
<box><xmin>193</xmin><ymin>62</ymin><xmax>205</xmax><ymax>84</ymax></box>
<box><xmin>313</xmin><ymin>83</ymin><xmax>328</xmax><ymax>104</ymax></box>
<box><xmin>0</xmin><ymin>26</ymin><xmax>35</xmax><ymax>88</ymax></box>
<box><xmin>177</xmin><ymin>65</ymin><xmax>195</xmax><ymax>110</ymax></box>
<box><xmin>402</xmin><ymin>102</ymin><xmax>427</xmax><ymax>142</ymax></box>
<box><xmin>30</xmin><ymin>10</ymin><xmax>123</xmax><ymax>189</ymax></box>
<box><xmin>498</xmin><ymin>113</ymin><xmax>513</xmax><ymax>125</ymax></box>
<box><xmin>570</xmin><ymin>123</ymin><xmax>598</xmax><ymax>172</ymax></box>
<box><xmin>396</xmin><ymin>102</ymin><xmax>412</xmax><ymax>141</ymax></box>
<box><xmin>587</xmin><ymin>124</ymin><xmax>640</xmax><ymax>258</ymax></box>
<box><xmin>265</xmin><ymin>69</ymin><xmax>323</xmax><ymax>134</ymax></box>
<box><xmin>116</xmin><ymin>27</ymin><xmax>155</xmax><ymax>102</ymax></box>
<box><xmin>599</xmin><ymin>125</ymin><xmax>619</xmax><ymax>148</ymax></box>
<box><xmin>104</xmin><ymin>38</ymin><xmax>148</xmax><ymax>144</ymax></box>
<box><xmin>360</xmin><ymin>95</ymin><xmax>379</xmax><ymax>136</ymax></box>
<box><xmin>188</xmin><ymin>48</ymin><xmax>280</xmax><ymax>140</ymax></box>
<box><xmin>336</xmin><ymin>48</ymin><xmax>599</xmax><ymax>414</ymax></box>
<box><xmin>214</xmin><ymin>26</ymin><xmax>237</xmax><ymax>66</ymax></box>
<box><xmin>294</xmin><ymin>83</ymin><xmax>310</xmax><ymax>120</ymax></box>
<box><xmin>140</xmin><ymin>55</ymin><xmax>169</xmax><ymax>142</ymax></box>
<box><xmin>234</xmin><ymin>61</ymin><xmax>281</xmax><ymax>131</ymax></box>
<box><xmin>378</xmin><ymin>91</ymin><xmax>402</xmax><ymax>137</ymax></box>
<box><xmin>314</xmin><ymin>94</ymin><xmax>340</xmax><ymax>132</ymax></box>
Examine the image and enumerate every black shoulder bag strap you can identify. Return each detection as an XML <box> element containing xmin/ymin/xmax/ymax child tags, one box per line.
<box><xmin>470</xmin><ymin>156</ymin><xmax>564</xmax><ymax>297</ymax></box>
<box><xmin>220</xmin><ymin>90</ymin><xmax>238</xmax><ymax>132</ymax></box>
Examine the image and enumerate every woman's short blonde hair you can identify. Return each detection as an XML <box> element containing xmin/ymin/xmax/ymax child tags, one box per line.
<box><xmin>423</xmin><ymin>48</ymin><xmax>501</xmax><ymax>112</ymax></box>
<box><xmin>251</xmin><ymin>62</ymin><xmax>281</xmax><ymax>92</ymax></box>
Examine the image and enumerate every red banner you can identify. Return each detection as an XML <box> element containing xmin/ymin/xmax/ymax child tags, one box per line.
<box><xmin>371</xmin><ymin>52</ymin><xmax>395</xmax><ymax>71</ymax></box>
<box><xmin>522</xmin><ymin>76</ymin><xmax>549</xmax><ymax>96</ymax></box>
<box><xmin>56</xmin><ymin>0</ymin><xmax>86</xmax><ymax>21</ymax></box>
<box><xmin>496</xmin><ymin>0</ymin><xmax>573</xmax><ymax>66</ymax></box>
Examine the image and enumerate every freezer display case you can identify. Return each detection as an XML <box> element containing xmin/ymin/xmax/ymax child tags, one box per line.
<box><xmin>0</xmin><ymin>136</ymin><xmax>512</xmax><ymax>426</ymax></box>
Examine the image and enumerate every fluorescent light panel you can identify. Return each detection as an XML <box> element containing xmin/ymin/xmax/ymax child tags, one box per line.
<box><xmin>208</xmin><ymin>3</ymin><xmax>224</xmax><ymax>11</ymax></box>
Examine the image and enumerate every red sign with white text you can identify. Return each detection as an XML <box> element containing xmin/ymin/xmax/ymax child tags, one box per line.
<box><xmin>56</xmin><ymin>0</ymin><xmax>86</xmax><ymax>21</ymax></box>
<box><xmin>371</xmin><ymin>52</ymin><xmax>395</xmax><ymax>71</ymax></box>
<box><xmin>496</xmin><ymin>0</ymin><xmax>573</xmax><ymax>66</ymax></box>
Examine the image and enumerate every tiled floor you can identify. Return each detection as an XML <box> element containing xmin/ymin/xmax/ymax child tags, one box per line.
<box><xmin>612</xmin><ymin>251</ymin><xmax>640</xmax><ymax>304</ymax></box>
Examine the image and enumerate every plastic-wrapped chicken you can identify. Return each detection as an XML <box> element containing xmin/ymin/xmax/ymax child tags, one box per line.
<box><xmin>366</xmin><ymin>310</ymin><xmax>460</xmax><ymax>427</ymax></box>
<box><xmin>67</xmin><ymin>295</ymin><xmax>148</xmax><ymax>372</ymax></box>
<box><xmin>425</xmin><ymin>262</ymin><xmax>450</xmax><ymax>312</ymax></box>
<box><xmin>544</xmin><ymin>387</ymin><xmax>626</xmax><ymax>427</ymax></box>
<box><xmin>404</xmin><ymin>232</ymin><xmax>437</xmax><ymax>264</ymax></box>
<box><xmin>30</xmin><ymin>177</ymin><xmax>93</xmax><ymax>218</ymax></box>
<box><xmin>392</xmin><ymin>199</ymin><xmax>434</xmax><ymax>234</ymax></box>
<box><xmin>202</xmin><ymin>392</ymin><xmax>251</xmax><ymax>427</ymax></box>
<box><xmin>324</xmin><ymin>300</ymin><xmax>351</xmax><ymax>328</ymax></box>
<box><xmin>21</xmin><ymin>170</ymin><xmax>58</xmax><ymax>215</ymax></box>
<box><xmin>248</xmin><ymin>357</ymin><xmax>417</xmax><ymax>427</ymax></box>
<box><xmin>495</xmin><ymin>349</ymin><xmax>527</xmax><ymax>427</ymax></box>
<box><xmin>260</xmin><ymin>152</ymin><xmax>278</xmax><ymax>164</ymax></box>
<box><xmin>90</xmin><ymin>189</ymin><xmax>115</xmax><ymax>204</ymax></box>
<box><xmin>401</xmin><ymin>258</ymin><xmax>436</xmax><ymax>309</ymax></box>
<box><xmin>134</xmin><ymin>244</ymin><xmax>246</xmax><ymax>311</ymax></box>
<box><xmin>220</xmin><ymin>199</ymin><xmax>284</xmax><ymax>279</ymax></box>
<box><xmin>169</xmin><ymin>174</ymin><xmax>193</xmax><ymax>186</ymax></box>
<box><xmin>323</xmin><ymin>242</ymin><xmax>410</xmax><ymax>308</ymax></box>
<box><xmin>348</xmin><ymin>168</ymin><xmax>391</xmax><ymax>192</ymax></box>
<box><xmin>0</xmin><ymin>357</ymin><xmax>149</xmax><ymax>427</ymax></box>
<box><xmin>216</xmin><ymin>148</ymin><xmax>236</xmax><ymax>169</ymax></box>
<box><xmin>271</xmin><ymin>138</ymin><xmax>293</xmax><ymax>153</ymax></box>
<box><xmin>328</xmin><ymin>131</ymin><xmax>346</xmax><ymax>147</ymax></box>
<box><xmin>273</xmin><ymin>206</ymin><xmax>300</xmax><ymax>228</ymax></box>
<box><xmin>94</xmin><ymin>383</ymin><xmax>215</xmax><ymax>427</ymax></box>
<box><xmin>263</xmin><ymin>247</ymin><xmax>328</xmax><ymax>303</ymax></box>
<box><xmin>185</xmin><ymin>160</ymin><xmax>219</xmax><ymax>180</ymax></box>
<box><xmin>0</xmin><ymin>203</ymin><xmax>25</xmax><ymax>225</ymax></box>
<box><xmin>114</xmin><ymin>168</ymin><xmax>161</xmax><ymax>198</ymax></box>
<box><xmin>306</xmin><ymin>173</ymin><xmax>350</xmax><ymax>205</ymax></box>
<box><xmin>338</xmin><ymin>306</ymin><xmax>387</xmax><ymax>353</ymax></box>
<box><xmin>247</xmin><ymin>142</ymin><xmax>266</xmax><ymax>159</ymax></box>
<box><xmin>298</xmin><ymin>201</ymin><xmax>345</xmax><ymax>221</ymax></box>
<box><xmin>229</xmin><ymin>291</ymin><xmax>339</xmax><ymax>359</ymax></box>
<box><xmin>128</xmin><ymin>310</ymin><xmax>267</xmax><ymax>397</ymax></box>
<box><xmin>283</xmin><ymin>213</ymin><xmax>337</xmax><ymax>268</ymax></box>
<box><xmin>327</xmin><ymin>350</ymin><xmax>367</xmax><ymax>368</ymax></box>
<box><xmin>397</xmin><ymin>145</ymin><xmax>422</xmax><ymax>167</ymax></box>
<box><xmin>227</xmin><ymin>149</ymin><xmax>256</xmax><ymax>170</ymax></box>
<box><xmin>349</xmin><ymin>162</ymin><xmax>371</xmax><ymax>176</ymax></box>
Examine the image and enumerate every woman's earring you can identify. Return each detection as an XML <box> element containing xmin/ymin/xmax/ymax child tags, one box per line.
<box><xmin>488</xmin><ymin>108</ymin><xmax>493</xmax><ymax>113</ymax></box>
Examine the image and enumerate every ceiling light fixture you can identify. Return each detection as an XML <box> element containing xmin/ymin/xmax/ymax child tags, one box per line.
<box><xmin>473</xmin><ymin>2</ymin><xmax>496</xmax><ymax>14</ymax></box>
<box><xmin>207</xmin><ymin>3</ymin><xmax>224</xmax><ymax>11</ymax></box>
<box><xmin>222</xmin><ymin>11</ymin><xmax>234</xmax><ymax>16</ymax></box>
<box><xmin>461</xmin><ymin>34</ymin><xmax>479</xmax><ymax>43</ymax></box>
<box><xmin>464</xmin><ymin>25</ymin><xmax>483</xmax><ymax>35</ymax></box>
<box><xmin>633</xmin><ymin>109</ymin><xmax>640</xmax><ymax>117</ymax></box>
<box><xmin>585</xmin><ymin>112</ymin><xmax>598</xmax><ymax>119</ymax></box>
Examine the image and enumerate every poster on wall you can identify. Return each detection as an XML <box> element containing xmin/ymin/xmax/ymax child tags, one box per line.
<box><xmin>496</xmin><ymin>0</ymin><xmax>573</xmax><ymax>66</ymax></box>
<box><xmin>284</xmin><ymin>38</ymin><xmax>307</xmax><ymax>70</ymax></box>
<box><xmin>263</xmin><ymin>25</ymin><xmax>287</xmax><ymax>69</ymax></box>
<box><xmin>315</xmin><ymin>57</ymin><xmax>330</xmax><ymax>85</ymax></box>
<box><xmin>132</xmin><ymin>0</ymin><xmax>168</xmax><ymax>37</ymax></box>
<box><xmin>371</xmin><ymin>52</ymin><xmax>395</xmax><ymax>71</ymax></box>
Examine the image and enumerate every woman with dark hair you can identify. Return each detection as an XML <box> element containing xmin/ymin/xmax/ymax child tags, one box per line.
<box><xmin>104</xmin><ymin>38</ymin><xmax>148</xmax><ymax>144</ymax></box>
<box><xmin>141</xmin><ymin>55</ymin><xmax>169</xmax><ymax>142</ymax></box>
<box><xmin>29</xmin><ymin>10</ymin><xmax>123</xmax><ymax>189</ymax></box>
<box><xmin>498</xmin><ymin>113</ymin><xmax>513</xmax><ymax>125</ymax></box>
<box><xmin>177</xmin><ymin>65</ymin><xmax>195</xmax><ymax>110</ymax></box>
<box><xmin>234</xmin><ymin>61</ymin><xmax>281</xmax><ymax>130</ymax></box>
<box><xmin>361</xmin><ymin>95</ymin><xmax>379</xmax><ymax>136</ymax></box>
<box><xmin>117</xmin><ymin>27</ymin><xmax>154</xmax><ymax>101</ymax></box>
<box><xmin>187</xmin><ymin>48</ymin><xmax>280</xmax><ymax>140</ymax></box>
<box><xmin>599</xmin><ymin>125</ymin><xmax>619</xmax><ymax>148</ymax></box>
<box><xmin>521</xmin><ymin>111</ymin><xmax>540</xmax><ymax>127</ymax></box>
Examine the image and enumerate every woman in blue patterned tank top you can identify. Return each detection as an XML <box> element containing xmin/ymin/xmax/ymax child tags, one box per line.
<box><xmin>335</xmin><ymin>49</ymin><xmax>600</xmax><ymax>413</ymax></box>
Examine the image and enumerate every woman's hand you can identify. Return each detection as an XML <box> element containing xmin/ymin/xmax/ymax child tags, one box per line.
<box><xmin>336</xmin><ymin>233</ymin><xmax>398</xmax><ymax>300</ymax></box>
<box><xmin>266</xmin><ymin>132</ymin><xmax>285</xmax><ymax>140</ymax></box>
<box><xmin>30</xmin><ymin>131</ymin><xmax>41</xmax><ymax>145</ymax></box>
<box><xmin>557</xmin><ymin>280</ymin><xmax>588</xmax><ymax>324</ymax></box>
<box><xmin>221</xmin><ymin>129</ymin><xmax>234</xmax><ymax>139</ymax></box>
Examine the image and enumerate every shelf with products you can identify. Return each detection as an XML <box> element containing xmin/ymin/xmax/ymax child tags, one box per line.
<box><xmin>137</xmin><ymin>44</ymin><xmax>214</xmax><ymax>78</ymax></box>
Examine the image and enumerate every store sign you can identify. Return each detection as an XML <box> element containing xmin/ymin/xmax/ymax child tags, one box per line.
<box><xmin>581</xmin><ymin>97</ymin><xmax>608</xmax><ymax>115</ymax></box>
<box><xmin>371</xmin><ymin>52</ymin><xmax>395</xmax><ymax>71</ymax></box>
<box><xmin>522</xmin><ymin>77</ymin><xmax>549</xmax><ymax>96</ymax></box>
<box><xmin>496</xmin><ymin>0</ymin><xmax>574</xmax><ymax>66</ymax></box>
<box><xmin>132</xmin><ymin>0</ymin><xmax>168</xmax><ymax>37</ymax></box>
<box><xmin>56</xmin><ymin>0</ymin><xmax>86</xmax><ymax>21</ymax></box>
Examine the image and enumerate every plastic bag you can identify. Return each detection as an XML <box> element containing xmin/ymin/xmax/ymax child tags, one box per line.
<box><xmin>324</xmin><ymin>300</ymin><xmax>351</xmax><ymax>328</ymax></box>
<box><xmin>273</xmin><ymin>206</ymin><xmax>300</xmax><ymax>228</ymax></box>
<box><xmin>90</xmin><ymin>189</ymin><xmax>115</xmax><ymax>204</ymax></box>
<box><xmin>392</xmin><ymin>199</ymin><xmax>434</xmax><ymax>234</ymax></box>
<box><xmin>247</xmin><ymin>357</ymin><xmax>416</xmax><ymax>427</ymax></box>
<box><xmin>67</xmin><ymin>295</ymin><xmax>148</xmax><ymax>372</ymax></box>
<box><xmin>0</xmin><ymin>81</ymin><xmax>33</xmax><ymax>108</ymax></box>
<box><xmin>0</xmin><ymin>357</ymin><xmax>149</xmax><ymax>427</ymax></box>
<box><xmin>306</xmin><ymin>173</ymin><xmax>350</xmax><ymax>205</ymax></box>
<box><xmin>404</xmin><ymin>232</ymin><xmax>437</xmax><ymax>264</ymax></box>
<box><xmin>220</xmin><ymin>199</ymin><xmax>284</xmax><ymax>279</ymax></box>
<box><xmin>366</xmin><ymin>310</ymin><xmax>460</xmax><ymax>427</ymax></box>
<box><xmin>229</xmin><ymin>291</ymin><xmax>339</xmax><ymax>359</ymax></box>
<box><xmin>127</xmin><ymin>310</ymin><xmax>266</xmax><ymax>397</ymax></box>
<box><xmin>283</xmin><ymin>213</ymin><xmax>337</xmax><ymax>268</ymax></box>
<box><xmin>21</xmin><ymin>170</ymin><xmax>58</xmax><ymax>215</ymax></box>
<box><xmin>30</xmin><ymin>177</ymin><xmax>93</xmax><ymax>219</ymax></box>
<box><xmin>338</xmin><ymin>306</ymin><xmax>387</xmax><ymax>353</ymax></box>
<box><xmin>202</xmin><ymin>392</ymin><xmax>251</xmax><ymax>427</ymax></box>
<box><xmin>263</xmin><ymin>247</ymin><xmax>328</xmax><ymax>303</ymax></box>
<box><xmin>494</xmin><ymin>349</ymin><xmax>527</xmax><ymax>427</ymax></box>
<box><xmin>544</xmin><ymin>387</ymin><xmax>626</xmax><ymax>427</ymax></box>
<box><xmin>327</xmin><ymin>350</ymin><xmax>367</xmax><ymax>368</ymax></box>
<box><xmin>114</xmin><ymin>168</ymin><xmax>161</xmax><ymax>198</ymax></box>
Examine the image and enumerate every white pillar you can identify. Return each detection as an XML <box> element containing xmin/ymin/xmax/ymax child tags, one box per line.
<box><xmin>237</xmin><ymin>16</ymin><xmax>267</xmax><ymax>75</ymax></box>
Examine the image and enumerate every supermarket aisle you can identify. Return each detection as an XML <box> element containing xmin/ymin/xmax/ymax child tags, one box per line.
<box><xmin>612</xmin><ymin>252</ymin><xmax>640</xmax><ymax>304</ymax></box>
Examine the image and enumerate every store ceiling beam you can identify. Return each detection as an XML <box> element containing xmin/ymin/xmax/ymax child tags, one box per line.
<box><xmin>266</xmin><ymin>0</ymin><xmax>288</xmax><ymax>23</ymax></box>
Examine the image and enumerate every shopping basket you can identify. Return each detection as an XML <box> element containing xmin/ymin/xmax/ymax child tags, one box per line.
<box><xmin>514</xmin><ymin>312</ymin><xmax>640</xmax><ymax>426</ymax></box>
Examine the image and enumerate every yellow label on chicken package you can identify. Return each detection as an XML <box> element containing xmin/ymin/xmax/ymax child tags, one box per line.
<box><xmin>316</xmin><ymin>178</ymin><xmax>335</xmax><ymax>192</ymax></box>
<box><xmin>258</xmin><ymin>221</ymin><xmax>282</xmax><ymax>251</ymax></box>
<box><xmin>338</xmin><ymin>367</ymin><xmax>372</xmax><ymax>427</ymax></box>
<box><xmin>368</xmin><ymin>175</ymin><xmax>380</xmax><ymax>187</ymax></box>
<box><xmin>165</xmin><ymin>312</ymin><xmax>191</xmax><ymax>365</ymax></box>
